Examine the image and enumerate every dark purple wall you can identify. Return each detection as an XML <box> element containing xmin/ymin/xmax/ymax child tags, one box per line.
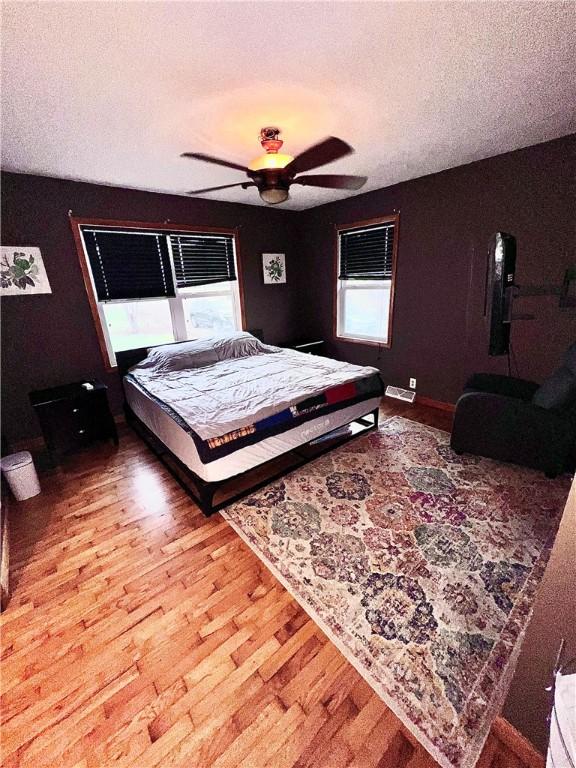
<box><xmin>2</xmin><ymin>136</ymin><xmax>574</xmax><ymax>442</ymax></box>
<box><xmin>0</xmin><ymin>173</ymin><xmax>301</xmax><ymax>441</ymax></box>
<box><xmin>295</xmin><ymin>134</ymin><xmax>576</xmax><ymax>403</ymax></box>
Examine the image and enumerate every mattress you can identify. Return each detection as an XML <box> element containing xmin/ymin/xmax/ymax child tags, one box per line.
<box><xmin>124</xmin><ymin>375</ymin><xmax>381</xmax><ymax>483</ymax></box>
<box><xmin>128</xmin><ymin>343</ymin><xmax>381</xmax><ymax>441</ymax></box>
<box><xmin>126</xmin><ymin>338</ymin><xmax>383</xmax><ymax>463</ymax></box>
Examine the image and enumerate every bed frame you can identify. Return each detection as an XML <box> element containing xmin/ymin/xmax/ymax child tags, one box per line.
<box><xmin>117</xmin><ymin>347</ymin><xmax>380</xmax><ymax>517</ymax></box>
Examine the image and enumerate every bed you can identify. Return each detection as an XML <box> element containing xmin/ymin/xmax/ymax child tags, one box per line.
<box><xmin>119</xmin><ymin>332</ymin><xmax>383</xmax><ymax>515</ymax></box>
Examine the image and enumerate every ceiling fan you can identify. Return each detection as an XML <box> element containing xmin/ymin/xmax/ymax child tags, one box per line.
<box><xmin>182</xmin><ymin>127</ymin><xmax>367</xmax><ymax>205</ymax></box>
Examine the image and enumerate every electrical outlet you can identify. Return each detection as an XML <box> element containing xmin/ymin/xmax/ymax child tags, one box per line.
<box><xmin>409</xmin><ymin>378</ymin><xmax>417</xmax><ymax>389</ymax></box>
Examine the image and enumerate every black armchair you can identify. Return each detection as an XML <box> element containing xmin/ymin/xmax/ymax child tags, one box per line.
<box><xmin>451</xmin><ymin>344</ymin><xmax>576</xmax><ymax>477</ymax></box>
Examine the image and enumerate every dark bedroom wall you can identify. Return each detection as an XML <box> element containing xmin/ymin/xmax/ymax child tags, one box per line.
<box><xmin>2</xmin><ymin>135</ymin><xmax>574</xmax><ymax>442</ymax></box>
<box><xmin>0</xmin><ymin>172</ymin><xmax>301</xmax><ymax>442</ymax></box>
<box><xmin>295</xmin><ymin>134</ymin><xmax>576</xmax><ymax>403</ymax></box>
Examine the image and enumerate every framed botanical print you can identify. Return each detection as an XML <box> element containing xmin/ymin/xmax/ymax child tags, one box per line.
<box><xmin>262</xmin><ymin>253</ymin><xmax>286</xmax><ymax>284</ymax></box>
<box><xmin>1</xmin><ymin>247</ymin><xmax>52</xmax><ymax>295</ymax></box>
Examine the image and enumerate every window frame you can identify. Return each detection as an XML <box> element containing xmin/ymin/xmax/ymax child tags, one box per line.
<box><xmin>333</xmin><ymin>213</ymin><xmax>400</xmax><ymax>348</ymax></box>
<box><xmin>70</xmin><ymin>217</ymin><xmax>246</xmax><ymax>371</ymax></box>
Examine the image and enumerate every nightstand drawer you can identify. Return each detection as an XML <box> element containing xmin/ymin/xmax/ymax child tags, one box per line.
<box><xmin>64</xmin><ymin>402</ymin><xmax>91</xmax><ymax>427</ymax></box>
<box><xmin>34</xmin><ymin>400</ymin><xmax>94</xmax><ymax>452</ymax></box>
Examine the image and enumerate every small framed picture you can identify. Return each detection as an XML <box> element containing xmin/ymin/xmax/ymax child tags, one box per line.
<box><xmin>1</xmin><ymin>247</ymin><xmax>52</xmax><ymax>295</ymax></box>
<box><xmin>262</xmin><ymin>253</ymin><xmax>286</xmax><ymax>284</ymax></box>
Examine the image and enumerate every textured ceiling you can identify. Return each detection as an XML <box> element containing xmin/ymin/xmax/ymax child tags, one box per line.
<box><xmin>2</xmin><ymin>1</ymin><xmax>575</xmax><ymax>211</ymax></box>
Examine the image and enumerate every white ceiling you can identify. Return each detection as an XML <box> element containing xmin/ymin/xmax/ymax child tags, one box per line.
<box><xmin>2</xmin><ymin>1</ymin><xmax>575</xmax><ymax>211</ymax></box>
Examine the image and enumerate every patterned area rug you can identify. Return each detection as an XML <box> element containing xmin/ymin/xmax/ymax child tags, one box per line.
<box><xmin>222</xmin><ymin>416</ymin><xmax>571</xmax><ymax>768</ymax></box>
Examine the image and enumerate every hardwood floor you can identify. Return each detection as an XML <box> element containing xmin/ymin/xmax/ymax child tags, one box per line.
<box><xmin>1</xmin><ymin>400</ymin><xmax>542</xmax><ymax>768</ymax></box>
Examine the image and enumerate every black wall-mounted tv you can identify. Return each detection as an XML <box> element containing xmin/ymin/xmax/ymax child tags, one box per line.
<box><xmin>488</xmin><ymin>232</ymin><xmax>516</xmax><ymax>356</ymax></box>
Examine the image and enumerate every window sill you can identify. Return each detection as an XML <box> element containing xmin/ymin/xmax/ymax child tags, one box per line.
<box><xmin>335</xmin><ymin>335</ymin><xmax>390</xmax><ymax>349</ymax></box>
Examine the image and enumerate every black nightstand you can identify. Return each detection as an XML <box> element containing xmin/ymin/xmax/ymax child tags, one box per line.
<box><xmin>30</xmin><ymin>380</ymin><xmax>118</xmax><ymax>465</ymax></box>
<box><xmin>284</xmin><ymin>339</ymin><xmax>325</xmax><ymax>355</ymax></box>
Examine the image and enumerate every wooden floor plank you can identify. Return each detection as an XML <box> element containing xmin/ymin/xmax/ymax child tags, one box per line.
<box><xmin>210</xmin><ymin>699</ymin><xmax>286</xmax><ymax>768</ymax></box>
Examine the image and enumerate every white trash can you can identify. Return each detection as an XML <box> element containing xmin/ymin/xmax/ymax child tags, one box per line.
<box><xmin>1</xmin><ymin>451</ymin><xmax>41</xmax><ymax>501</ymax></box>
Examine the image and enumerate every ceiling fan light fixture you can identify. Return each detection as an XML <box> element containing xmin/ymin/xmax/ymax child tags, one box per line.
<box><xmin>259</xmin><ymin>187</ymin><xmax>289</xmax><ymax>205</ymax></box>
<box><xmin>248</xmin><ymin>153</ymin><xmax>294</xmax><ymax>171</ymax></box>
<box><xmin>183</xmin><ymin>131</ymin><xmax>364</xmax><ymax>204</ymax></box>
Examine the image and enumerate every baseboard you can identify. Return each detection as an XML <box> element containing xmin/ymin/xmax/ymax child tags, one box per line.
<box><xmin>0</xmin><ymin>510</ymin><xmax>10</xmax><ymax>612</ymax></box>
<box><xmin>11</xmin><ymin>435</ymin><xmax>45</xmax><ymax>454</ymax></box>
<box><xmin>493</xmin><ymin>716</ymin><xmax>545</xmax><ymax>768</ymax></box>
<box><xmin>415</xmin><ymin>395</ymin><xmax>456</xmax><ymax>413</ymax></box>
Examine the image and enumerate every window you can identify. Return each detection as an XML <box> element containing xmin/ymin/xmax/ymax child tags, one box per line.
<box><xmin>73</xmin><ymin>220</ymin><xmax>244</xmax><ymax>368</ymax></box>
<box><xmin>182</xmin><ymin>289</ymin><xmax>238</xmax><ymax>339</ymax></box>
<box><xmin>335</xmin><ymin>215</ymin><xmax>398</xmax><ymax>346</ymax></box>
<box><xmin>100</xmin><ymin>300</ymin><xmax>175</xmax><ymax>351</ymax></box>
<box><xmin>168</xmin><ymin>232</ymin><xmax>241</xmax><ymax>341</ymax></box>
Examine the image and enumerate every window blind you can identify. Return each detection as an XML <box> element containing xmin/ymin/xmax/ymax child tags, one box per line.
<box><xmin>82</xmin><ymin>228</ymin><xmax>175</xmax><ymax>301</ymax></box>
<box><xmin>169</xmin><ymin>233</ymin><xmax>236</xmax><ymax>289</ymax></box>
<box><xmin>338</xmin><ymin>222</ymin><xmax>395</xmax><ymax>281</ymax></box>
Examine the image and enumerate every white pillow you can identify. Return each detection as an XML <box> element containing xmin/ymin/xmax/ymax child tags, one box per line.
<box><xmin>134</xmin><ymin>332</ymin><xmax>278</xmax><ymax>373</ymax></box>
<box><xmin>138</xmin><ymin>339</ymin><xmax>218</xmax><ymax>372</ymax></box>
<box><xmin>213</xmin><ymin>332</ymin><xmax>278</xmax><ymax>361</ymax></box>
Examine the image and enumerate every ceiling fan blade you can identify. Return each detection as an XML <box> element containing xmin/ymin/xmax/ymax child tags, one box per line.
<box><xmin>285</xmin><ymin>137</ymin><xmax>354</xmax><ymax>176</ymax></box>
<box><xmin>181</xmin><ymin>152</ymin><xmax>247</xmax><ymax>172</ymax></box>
<box><xmin>187</xmin><ymin>182</ymin><xmax>255</xmax><ymax>195</ymax></box>
<box><xmin>293</xmin><ymin>174</ymin><xmax>367</xmax><ymax>190</ymax></box>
